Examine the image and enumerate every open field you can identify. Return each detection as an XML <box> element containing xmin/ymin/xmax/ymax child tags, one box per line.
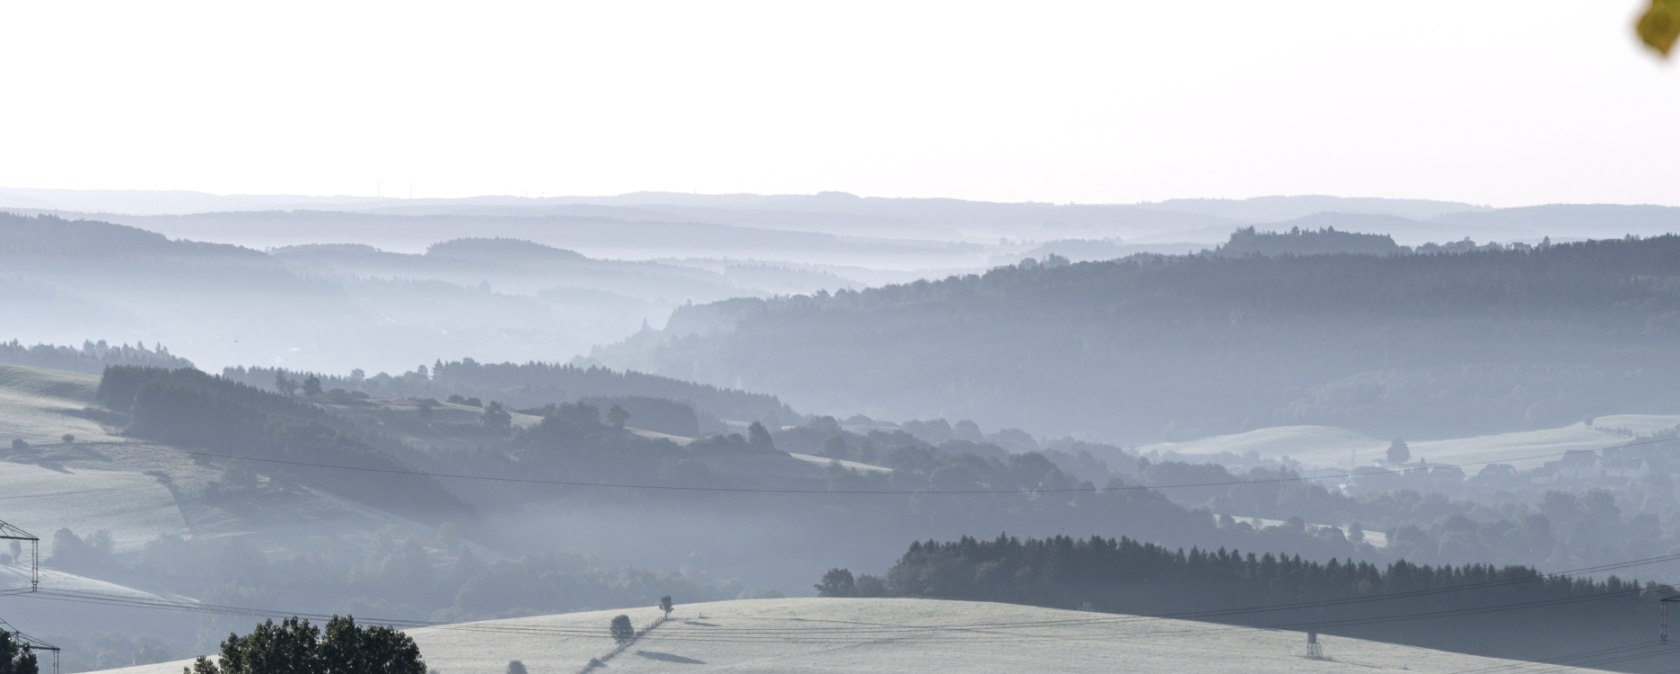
<box><xmin>1146</xmin><ymin>417</ymin><xmax>1680</xmax><ymax>472</ymax></box>
<box><xmin>0</xmin><ymin>364</ymin><xmax>123</xmax><ymax>445</ymax></box>
<box><xmin>787</xmin><ymin>452</ymin><xmax>894</xmax><ymax>474</ymax></box>
<box><xmin>86</xmin><ymin>597</ymin><xmax>1635</xmax><ymax>674</ymax></box>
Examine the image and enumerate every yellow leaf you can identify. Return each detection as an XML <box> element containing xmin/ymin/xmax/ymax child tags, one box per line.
<box><xmin>1637</xmin><ymin>0</ymin><xmax>1680</xmax><ymax>57</ymax></box>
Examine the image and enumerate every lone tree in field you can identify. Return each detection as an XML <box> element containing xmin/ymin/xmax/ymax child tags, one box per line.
<box><xmin>609</xmin><ymin>615</ymin><xmax>635</xmax><ymax>645</ymax></box>
<box><xmin>505</xmin><ymin>660</ymin><xmax>528</xmax><ymax>674</ymax></box>
<box><xmin>183</xmin><ymin>615</ymin><xmax>425</xmax><ymax>674</ymax></box>
<box><xmin>60</xmin><ymin>434</ymin><xmax>74</xmax><ymax>445</ymax></box>
<box><xmin>1386</xmin><ymin>438</ymin><xmax>1411</xmax><ymax>465</ymax></box>
<box><xmin>659</xmin><ymin>595</ymin><xmax>674</xmax><ymax>617</ymax></box>
<box><xmin>815</xmin><ymin>568</ymin><xmax>856</xmax><ymax>597</ymax></box>
<box><xmin>747</xmin><ymin>421</ymin><xmax>776</xmax><ymax>453</ymax></box>
<box><xmin>607</xmin><ymin>404</ymin><xmax>630</xmax><ymax>429</ymax></box>
<box><xmin>1</xmin><ymin>631</ymin><xmax>39</xmax><ymax>674</ymax></box>
<box><xmin>482</xmin><ymin>401</ymin><xmax>513</xmax><ymax>433</ymax></box>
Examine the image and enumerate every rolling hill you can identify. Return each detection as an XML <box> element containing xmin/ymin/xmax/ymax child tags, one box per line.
<box><xmin>594</xmin><ymin>235</ymin><xmax>1680</xmax><ymax>443</ymax></box>
<box><xmin>83</xmin><ymin>598</ymin><xmax>1643</xmax><ymax>674</ymax></box>
<box><xmin>1144</xmin><ymin>416</ymin><xmax>1680</xmax><ymax>471</ymax></box>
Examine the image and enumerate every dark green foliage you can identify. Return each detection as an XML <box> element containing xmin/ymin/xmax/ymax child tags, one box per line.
<box><xmin>221</xmin><ymin>359</ymin><xmax>791</xmax><ymax>425</ymax></box>
<box><xmin>0</xmin><ymin>632</ymin><xmax>38</xmax><ymax>674</ymax></box>
<box><xmin>606</xmin><ymin>404</ymin><xmax>630</xmax><ymax>429</ymax></box>
<box><xmin>99</xmin><ymin>366</ymin><xmax>470</xmax><ymax>521</ymax></box>
<box><xmin>581</xmin><ymin>396</ymin><xmax>700</xmax><ymax>437</ymax></box>
<box><xmin>659</xmin><ymin>595</ymin><xmax>673</xmax><ymax>616</ymax></box>
<box><xmin>868</xmin><ymin>534</ymin><xmax>1673</xmax><ymax>662</ymax></box>
<box><xmin>185</xmin><ymin>615</ymin><xmax>424</xmax><ymax>674</ymax></box>
<box><xmin>815</xmin><ymin>568</ymin><xmax>856</xmax><ymax>597</ymax></box>
<box><xmin>746</xmin><ymin>422</ymin><xmax>775</xmax><ymax>452</ymax></box>
<box><xmin>609</xmin><ymin>615</ymin><xmax>634</xmax><ymax>644</ymax></box>
<box><xmin>0</xmin><ymin>339</ymin><xmax>193</xmax><ymax>373</ymax></box>
<box><xmin>481</xmin><ymin>401</ymin><xmax>512</xmax><ymax>432</ymax></box>
<box><xmin>1387</xmin><ymin>438</ymin><xmax>1411</xmax><ymax>465</ymax></box>
<box><xmin>506</xmin><ymin>661</ymin><xmax>528</xmax><ymax>674</ymax></box>
<box><xmin>1216</xmin><ymin>226</ymin><xmax>1403</xmax><ymax>257</ymax></box>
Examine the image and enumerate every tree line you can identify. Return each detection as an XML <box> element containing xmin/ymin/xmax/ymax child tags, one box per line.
<box><xmin>0</xmin><ymin>339</ymin><xmax>193</xmax><ymax>373</ymax></box>
<box><xmin>221</xmin><ymin>358</ymin><xmax>792</xmax><ymax>432</ymax></box>
<box><xmin>825</xmin><ymin>534</ymin><xmax>1675</xmax><ymax>669</ymax></box>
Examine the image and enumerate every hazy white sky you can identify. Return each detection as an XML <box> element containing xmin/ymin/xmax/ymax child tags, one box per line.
<box><xmin>1</xmin><ymin>1</ymin><xmax>1675</xmax><ymax>206</ymax></box>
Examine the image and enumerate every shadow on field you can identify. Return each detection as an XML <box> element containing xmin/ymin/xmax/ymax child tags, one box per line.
<box><xmin>635</xmin><ymin>651</ymin><xmax>705</xmax><ymax>665</ymax></box>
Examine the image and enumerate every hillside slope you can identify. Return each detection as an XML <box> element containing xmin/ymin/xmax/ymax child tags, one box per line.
<box><xmin>596</xmin><ymin>236</ymin><xmax>1680</xmax><ymax>442</ymax></box>
<box><xmin>87</xmin><ymin>598</ymin><xmax>1639</xmax><ymax>674</ymax></box>
<box><xmin>1143</xmin><ymin>416</ymin><xmax>1680</xmax><ymax>470</ymax></box>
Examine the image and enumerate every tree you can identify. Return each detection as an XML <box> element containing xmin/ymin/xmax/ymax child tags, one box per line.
<box><xmin>609</xmin><ymin>615</ymin><xmax>634</xmax><ymax>645</ymax></box>
<box><xmin>855</xmin><ymin>574</ymin><xmax>888</xmax><ymax>597</ymax></box>
<box><xmin>0</xmin><ymin>631</ymin><xmax>39</xmax><ymax>674</ymax></box>
<box><xmin>505</xmin><ymin>661</ymin><xmax>528</xmax><ymax>674</ymax></box>
<box><xmin>60</xmin><ymin>433</ymin><xmax>74</xmax><ymax>445</ymax></box>
<box><xmin>273</xmin><ymin>371</ymin><xmax>297</xmax><ymax>397</ymax></box>
<box><xmin>480</xmin><ymin>400</ymin><xmax>510</xmax><ymax>430</ymax></box>
<box><xmin>302</xmin><ymin>375</ymin><xmax>323</xmax><ymax>397</ymax></box>
<box><xmin>1348</xmin><ymin>521</ymin><xmax>1366</xmax><ymax>544</ymax></box>
<box><xmin>482</xmin><ymin>401</ymin><xmax>512</xmax><ymax>433</ymax></box>
<box><xmin>659</xmin><ymin>595</ymin><xmax>674</xmax><ymax>617</ymax></box>
<box><xmin>747</xmin><ymin>421</ymin><xmax>776</xmax><ymax>453</ymax></box>
<box><xmin>9</xmin><ymin>439</ymin><xmax>26</xmax><ymax>451</ymax></box>
<box><xmin>416</xmin><ymin>399</ymin><xmax>436</xmax><ymax>421</ymax></box>
<box><xmin>1387</xmin><ymin>438</ymin><xmax>1411</xmax><ymax>465</ymax></box>
<box><xmin>815</xmin><ymin>568</ymin><xmax>856</xmax><ymax>597</ymax></box>
<box><xmin>607</xmin><ymin>404</ymin><xmax>630</xmax><ymax>429</ymax></box>
<box><xmin>185</xmin><ymin>615</ymin><xmax>425</xmax><ymax>674</ymax></box>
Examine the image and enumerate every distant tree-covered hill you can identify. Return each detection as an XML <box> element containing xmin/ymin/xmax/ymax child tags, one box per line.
<box><xmin>221</xmin><ymin>359</ymin><xmax>794</xmax><ymax>425</ymax></box>
<box><xmin>98</xmin><ymin>366</ymin><xmax>472</xmax><ymax>522</ymax></box>
<box><xmin>596</xmin><ymin>236</ymin><xmax>1680</xmax><ymax>441</ymax></box>
<box><xmin>1214</xmin><ymin>226</ymin><xmax>1403</xmax><ymax>257</ymax></box>
<box><xmin>0</xmin><ymin>339</ymin><xmax>193</xmax><ymax>372</ymax></box>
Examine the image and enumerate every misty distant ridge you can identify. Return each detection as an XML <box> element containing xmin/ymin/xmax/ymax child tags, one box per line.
<box><xmin>0</xmin><ymin>212</ymin><xmax>867</xmax><ymax>373</ymax></box>
<box><xmin>9</xmin><ymin>198</ymin><xmax>1680</xmax><ymax>673</ymax></box>
<box><xmin>7</xmin><ymin>189</ymin><xmax>1677</xmax><ymax>264</ymax></box>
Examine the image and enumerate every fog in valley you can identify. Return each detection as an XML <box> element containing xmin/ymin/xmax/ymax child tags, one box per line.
<box><xmin>5</xmin><ymin>2</ymin><xmax>1680</xmax><ymax>674</ymax></box>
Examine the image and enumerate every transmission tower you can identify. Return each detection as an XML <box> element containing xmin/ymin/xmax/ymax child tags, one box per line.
<box><xmin>0</xmin><ymin>520</ymin><xmax>37</xmax><ymax>592</ymax></box>
<box><xmin>1</xmin><ymin>618</ymin><xmax>60</xmax><ymax>674</ymax></box>
<box><xmin>1305</xmin><ymin>629</ymin><xmax>1325</xmax><ymax>660</ymax></box>
<box><xmin>0</xmin><ymin>520</ymin><xmax>54</xmax><ymax>673</ymax></box>
<box><xmin>1661</xmin><ymin>596</ymin><xmax>1680</xmax><ymax>644</ymax></box>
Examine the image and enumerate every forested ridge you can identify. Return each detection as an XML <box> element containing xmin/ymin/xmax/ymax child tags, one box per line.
<box><xmin>0</xmin><ymin>340</ymin><xmax>193</xmax><ymax>373</ymax></box>
<box><xmin>221</xmin><ymin>359</ymin><xmax>792</xmax><ymax>426</ymax></box>
<box><xmin>841</xmin><ymin>534</ymin><xmax>1674</xmax><ymax>668</ymax></box>
<box><xmin>603</xmin><ymin>236</ymin><xmax>1680</xmax><ymax>441</ymax></box>
<box><xmin>96</xmin><ymin>366</ymin><xmax>470</xmax><ymax>521</ymax></box>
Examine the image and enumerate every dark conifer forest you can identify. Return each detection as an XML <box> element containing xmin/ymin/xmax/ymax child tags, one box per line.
<box><xmin>843</xmin><ymin>534</ymin><xmax>1673</xmax><ymax>664</ymax></box>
